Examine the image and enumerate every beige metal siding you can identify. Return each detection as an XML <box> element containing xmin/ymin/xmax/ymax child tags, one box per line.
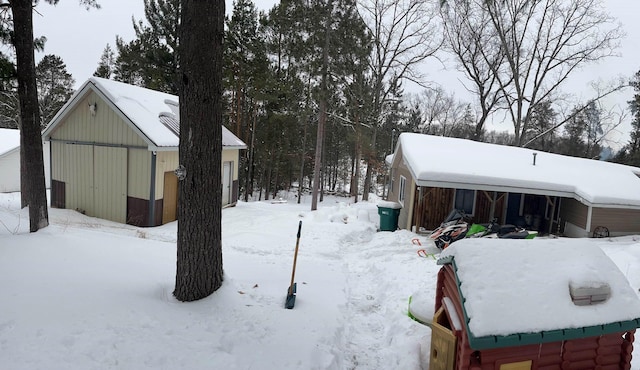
<box><xmin>591</xmin><ymin>207</ymin><xmax>640</xmax><ymax>235</ymax></box>
<box><xmin>94</xmin><ymin>146</ymin><xmax>127</xmax><ymax>223</ymax></box>
<box><xmin>64</xmin><ymin>144</ymin><xmax>94</xmax><ymax>215</ymax></box>
<box><xmin>53</xmin><ymin>143</ymin><xmax>128</xmax><ymax>222</ymax></box>
<box><xmin>128</xmin><ymin>149</ymin><xmax>152</xmax><ymax>200</ymax></box>
<box><xmin>49</xmin><ymin>91</ymin><xmax>146</xmax><ymax>147</ymax></box>
<box><xmin>559</xmin><ymin>198</ymin><xmax>588</xmax><ymax>229</ymax></box>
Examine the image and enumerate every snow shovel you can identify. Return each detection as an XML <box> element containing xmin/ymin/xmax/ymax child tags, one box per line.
<box><xmin>285</xmin><ymin>221</ymin><xmax>302</xmax><ymax>309</ymax></box>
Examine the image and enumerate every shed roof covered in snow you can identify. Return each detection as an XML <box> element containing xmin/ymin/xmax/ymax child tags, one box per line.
<box><xmin>42</xmin><ymin>77</ymin><xmax>247</xmax><ymax>151</ymax></box>
<box><xmin>0</xmin><ymin>128</ymin><xmax>19</xmax><ymax>157</ymax></box>
<box><xmin>437</xmin><ymin>238</ymin><xmax>640</xmax><ymax>349</ymax></box>
<box><xmin>395</xmin><ymin>133</ymin><xmax>640</xmax><ymax>208</ymax></box>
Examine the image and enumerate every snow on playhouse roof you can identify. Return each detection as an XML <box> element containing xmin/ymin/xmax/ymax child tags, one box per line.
<box><xmin>0</xmin><ymin>128</ymin><xmax>20</xmax><ymax>157</ymax></box>
<box><xmin>438</xmin><ymin>238</ymin><xmax>640</xmax><ymax>349</ymax></box>
<box><xmin>43</xmin><ymin>77</ymin><xmax>247</xmax><ymax>151</ymax></box>
<box><xmin>396</xmin><ymin>133</ymin><xmax>640</xmax><ymax>208</ymax></box>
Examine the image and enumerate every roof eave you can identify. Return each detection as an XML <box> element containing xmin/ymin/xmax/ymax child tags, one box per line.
<box><xmin>223</xmin><ymin>145</ymin><xmax>247</xmax><ymax>150</ymax></box>
<box><xmin>415</xmin><ymin>179</ymin><xmax>575</xmax><ymax>199</ymax></box>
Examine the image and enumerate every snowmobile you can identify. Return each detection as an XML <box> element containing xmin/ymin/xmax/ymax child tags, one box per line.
<box><xmin>427</xmin><ymin>209</ymin><xmax>471</xmax><ymax>250</ymax></box>
<box><xmin>466</xmin><ymin>218</ymin><xmax>537</xmax><ymax>239</ymax></box>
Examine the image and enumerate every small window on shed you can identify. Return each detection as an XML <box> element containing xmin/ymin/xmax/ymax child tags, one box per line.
<box><xmin>399</xmin><ymin>176</ymin><xmax>406</xmax><ymax>205</ymax></box>
<box><xmin>454</xmin><ymin>189</ymin><xmax>475</xmax><ymax>215</ymax></box>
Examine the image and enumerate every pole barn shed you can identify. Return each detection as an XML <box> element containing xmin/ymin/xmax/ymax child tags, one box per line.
<box><xmin>42</xmin><ymin>77</ymin><xmax>246</xmax><ymax>226</ymax></box>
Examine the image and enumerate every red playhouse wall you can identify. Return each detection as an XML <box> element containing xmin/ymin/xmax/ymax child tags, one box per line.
<box><xmin>434</xmin><ymin>265</ymin><xmax>636</xmax><ymax>370</ymax></box>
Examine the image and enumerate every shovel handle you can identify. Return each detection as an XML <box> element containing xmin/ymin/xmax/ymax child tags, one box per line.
<box><xmin>289</xmin><ymin>221</ymin><xmax>302</xmax><ymax>295</ymax></box>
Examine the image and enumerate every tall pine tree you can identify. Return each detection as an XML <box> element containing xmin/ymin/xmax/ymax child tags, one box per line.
<box><xmin>114</xmin><ymin>0</ymin><xmax>180</xmax><ymax>94</ymax></box>
<box><xmin>93</xmin><ymin>44</ymin><xmax>116</xmax><ymax>79</ymax></box>
<box><xmin>174</xmin><ymin>0</ymin><xmax>225</xmax><ymax>301</ymax></box>
<box><xmin>36</xmin><ymin>54</ymin><xmax>74</xmax><ymax>127</ymax></box>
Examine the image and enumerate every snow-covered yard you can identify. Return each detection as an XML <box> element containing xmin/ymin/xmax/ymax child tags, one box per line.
<box><xmin>1</xmin><ymin>191</ymin><xmax>640</xmax><ymax>369</ymax></box>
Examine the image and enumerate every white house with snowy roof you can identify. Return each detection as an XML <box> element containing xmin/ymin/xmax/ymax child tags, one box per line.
<box><xmin>42</xmin><ymin>77</ymin><xmax>246</xmax><ymax>226</ymax></box>
<box><xmin>387</xmin><ymin>133</ymin><xmax>640</xmax><ymax>237</ymax></box>
<box><xmin>0</xmin><ymin>128</ymin><xmax>50</xmax><ymax>193</ymax></box>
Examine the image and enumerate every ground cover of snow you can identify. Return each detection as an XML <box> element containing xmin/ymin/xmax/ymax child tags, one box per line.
<box><xmin>1</xmin><ymin>191</ymin><xmax>640</xmax><ymax>369</ymax></box>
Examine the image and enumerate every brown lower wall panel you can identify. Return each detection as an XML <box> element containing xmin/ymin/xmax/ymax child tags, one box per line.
<box><xmin>127</xmin><ymin>197</ymin><xmax>163</xmax><ymax>227</ymax></box>
<box><xmin>232</xmin><ymin>179</ymin><xmax>239</xmax><ymax>204</ymax></box>
<box><xmin>51</xmin><ymin>180</ymin><xmax>65</xmax><ymax>209</ymax></box>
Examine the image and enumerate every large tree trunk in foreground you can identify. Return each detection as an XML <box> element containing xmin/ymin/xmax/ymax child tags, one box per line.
<box><xmin>12</xmin><ymin>0</ymin><xmax>49</xmax><ymax>232</ymax></box>
<box><xmin>174</xmin><ymin>0</ymin><xmax>224</xmax><ymax>302</ymax></box>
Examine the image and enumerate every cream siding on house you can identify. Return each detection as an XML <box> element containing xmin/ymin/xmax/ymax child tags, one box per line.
<box><xmin>388</xmin><ymin>146</ymin><xmax>414</xmax><ymax>230</ymax></box>
<box><xmin>222</xmin><ymin>149</ymin><xmax>240</xmax><ymax>181</ymax></box>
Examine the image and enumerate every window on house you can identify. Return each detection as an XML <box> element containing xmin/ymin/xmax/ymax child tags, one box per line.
<box><xmin>454</xmin><ymin>189</ymin><xmax>475</xmax><ymax>215</ymax></box>
<box><xmin>399</xmin><ymin>176</ymin><xmax>406</xmax><ymax>205</ymax></box>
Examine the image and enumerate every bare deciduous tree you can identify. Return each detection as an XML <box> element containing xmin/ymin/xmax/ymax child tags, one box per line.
<box><xmin>441</xmin><ymin>0</ymin><xmax>624</xmax><ymax>146</ymax></box>
<box><xmin>440</xmin><ymin>0</ymin><xmax>505</xmax><ymax>140</ymax></box>
<box><xmin>358</xmin><ymin>0</ymin><xmax>443</xmax><ymax>200</ymax></box>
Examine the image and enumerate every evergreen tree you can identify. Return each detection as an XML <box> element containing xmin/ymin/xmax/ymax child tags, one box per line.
<box><xmin>93</xmin><ymin>44</ymin><xmax>116</xmax><ymax>79</ymax></box>
<box><xmin>0</xmin><ymin>53</ymin><xmax>18</xmax><ymax>129</ymax></box>
<box><xmin>526</xmin><ymin>101</ymin><xmax>557</xmax><ymax>152</ymax></box>
<box><xmin>583</xmin><ymin>101</ymin><xmax>603</xmax><ymax>159</ymax></box>
<box><xmin>559</xmin><ymin>104</ymin><xmax>601</xmax><ymax>158</ymax></box>
<box><xmin>3</xmin><ymin>0</ymin><xmax>98</xmax><ymax>232</ymax></box>
<box><xmin>114</xmin><ymin>0</ymin><xmax>180</xmax><ymax>94</ymax></box>
<box><xmin>36</xmin><ymin>54</ymin><xmax>74</xmax><ymax>127</ymax></box>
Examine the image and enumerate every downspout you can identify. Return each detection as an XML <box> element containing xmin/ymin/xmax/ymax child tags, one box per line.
<box><xmin>48</xmin><ymin>140</ymin><xmax>52</xmax><ymax>190</ymax></box>
<box><xmin>148</xmin><ymin>151</ymin><xmax>157</xmax><ymax>226</ymax></box>
<box><xmin>547</xmin><ymin>196</ymin><xmax>557</xmax><ymax>235</ymax></box>
<box><xmin>489</xmin><ymin>191</ymin><xmax>497</xmax><ymax>220</ymax></box>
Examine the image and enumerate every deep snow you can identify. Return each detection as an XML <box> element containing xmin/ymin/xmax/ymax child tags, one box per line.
<box><xmin>1</xmin><ymin>191</ymin><xmax>640</xmax><ymax>369</ymax></box>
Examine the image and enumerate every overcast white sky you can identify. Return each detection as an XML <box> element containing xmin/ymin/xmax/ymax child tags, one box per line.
<box><xmin>31</xmin><ymin>0</ymin><xmax>640</xmax><ymax>145</ymax></box>
<box><xmin>32</xmin><ymin>0</ymin><xmax>278</xmax><ymax>88</ymax></box>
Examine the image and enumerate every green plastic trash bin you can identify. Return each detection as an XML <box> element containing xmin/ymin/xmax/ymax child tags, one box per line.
<box><xmin>377</xmin><ymin>201</ymin><xmax>401</xmax><ymax>231</ymax></box>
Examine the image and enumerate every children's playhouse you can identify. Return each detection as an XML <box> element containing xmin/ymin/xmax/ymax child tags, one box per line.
<box><xmin>426</xmin><ymin>238</ymin><xmax>640</xmax><ymax>370</ymax></box>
